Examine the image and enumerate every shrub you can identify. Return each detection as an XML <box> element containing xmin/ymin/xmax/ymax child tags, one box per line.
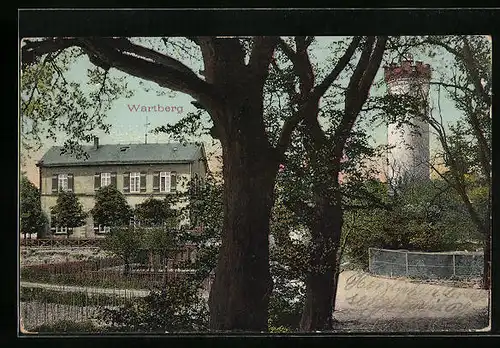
<box><xmin>97</xmin><ymin>279</ymin><xmax>209</xmax><ymax>332</ymax></box>
<box><xmin>268</xmin><ymin>324</ymin><xmax>290</xmax><ymax>333</ymax></box>
<box><xmin>343</xmin><ymin>180</ymin><xmax>480</xmax><ymax>270</ymax></box>
<box><xmin>33</xmin><ymin>320</ymin><xmax>101</xmax><ymax>333</ymax></box>
<box><xmin>20</xmin><ymin>287</ymin><xmax>129</xmax><ymax>307</ymax></box>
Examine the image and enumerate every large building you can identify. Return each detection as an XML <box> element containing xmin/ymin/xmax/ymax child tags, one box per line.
<box><xmin>384</xmin><ymin>58</ymin><xmax>432</xmax><ymax>186</ymax></box>
<box><xmin>36</xmin><ymin>139</ymin><xmax>207</xmax><ymax>238</ymax></box>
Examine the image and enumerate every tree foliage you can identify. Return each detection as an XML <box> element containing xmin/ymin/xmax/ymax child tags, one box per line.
<box><xmin>50</xmin><ymin>191</ymin><xmax>87</xmax><ymax>236</ymax></box>
<box><xmin>343</xmin><ymin>179</ymin><xmax>484</xmax><ymax>269</ymax></box>
<box><xmin>20</xmin><ymin>45</ymin><xmax>133</xmax><ymax>158</ymax></box>
<box><xmin>134</xmin><ymin>196</ymin><xmax>179</xmax><ymax>228</ymax></box>
<box><xmin>20</xmin><ymin>175</ymin><xmax>47</xmax><ymax>238</ymax></box>
<box><xmin>91</xmin><ymin>185</ymin><xmax>133</xmax><ymax>227</ymax></box>
<box><xmin>175</xmin><ymin>174</ymin><xmax>223</xmax><ymax>284</ymax></box>
<box><xmin>98</xmin><ymin>279</ymin><xmax>209</xmax><ymax>332</ymax></box>
<box><xmin>102</xmin><ymin>226</ymin><xmax>144</xmax><ymax>276</ymax></box>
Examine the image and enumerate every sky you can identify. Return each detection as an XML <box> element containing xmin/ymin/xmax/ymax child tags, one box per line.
<box><xmin>20</xmin><ymin>36</ymin><xmax>469</xmax><ymax>186</ymax></box>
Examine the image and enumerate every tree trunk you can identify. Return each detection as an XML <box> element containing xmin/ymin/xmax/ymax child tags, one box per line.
<box><xmin>299</xmin><ymin>196</ymin><xmax>343</xmax><ymax>331</ymax></box>
<box><xmin>124</xmin><ymin>256</ymin><xmax>130</xmax><ymax>276</ymax></box>
<box><xmin>208</xmin><ymin>125</ymin><xmax>277</xmax><ymax>331</ymax></box>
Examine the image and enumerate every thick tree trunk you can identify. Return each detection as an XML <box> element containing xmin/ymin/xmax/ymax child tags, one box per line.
<box><xmin>208</xmin><ymin>124</ymin><xmax>277</xmax><ymax>331</ymax></box>
<box><xmin>299</xmin><ymin>196</ymin><xmax>343</xmax><ymax>331</ymax></box>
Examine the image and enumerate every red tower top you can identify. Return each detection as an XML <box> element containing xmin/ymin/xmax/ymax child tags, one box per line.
<box><xmin>384</xmin><ymin>59</ymin><xmax>431</xmax><ymax>83</ymax></box>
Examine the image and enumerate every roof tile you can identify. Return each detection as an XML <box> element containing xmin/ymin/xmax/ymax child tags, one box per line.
<box><xmin>38</xmin><ymin>142</ymin><xmax>204</xmax><ymax>167</ymax></box>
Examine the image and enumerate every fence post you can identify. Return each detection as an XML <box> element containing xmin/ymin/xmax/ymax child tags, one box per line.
<box><xmin>453</xmin><ymin>254</ymin><xmax>456</xmax><ymax>277</ymax></box>
<box><xmin>405</xmin><ymin>251</ymin><xmax>409</xmax><ymax>277</ymax></box>
<box><xmin>368</xmin><ymin>248</ymin><xmax>372</xmax><ymax>273</ymax></box>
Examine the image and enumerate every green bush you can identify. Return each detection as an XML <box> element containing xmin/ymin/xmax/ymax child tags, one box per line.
<box><xmin>33</xmin><ymin>320</ymin><xmax>100</xmax><ymax>333</ymax></box>
<box><xmin>20</xmin><ymin>287</ymin><xmax>130</xmax><ymax>307</ymax></box>
<box><xmin>343</xmin><ymin>180</ymin><xmax>481</xmax><ymax>270</ymax></box>
<box><xmin>97</xmin><ymin>278</ymin><xmax>208</xmax><ymax>332</ymax></box>
<box><xmin>268</xmin><ymin>324</ymin><xmax>290</xmax><ymax>333</ymax></box>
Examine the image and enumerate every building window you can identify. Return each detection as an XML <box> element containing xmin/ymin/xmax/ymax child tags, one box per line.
<box><xmin>94</xmin><ymin>224</ymin><xmax>110</xmax><ymax>234</ymax></box>
<box><xmin>58</xmin><ymin>174</ymin><xmax>68</xmax><ymax>191</ymax></box>
<box><xmin>129</xmin><ymin>215</ymin><xmax>140</xmax><ymax>227</ymax></box>
<box><xmin>130</xmin><ymin>172</ymin><xmax>140</xmax><ymax>193</ymax></box>
<box><xmin>101</xmin><ymin>172</ymin><xmax>111</xmax><ymax>187</ymax></box>
<box><xmin>55</xmin><ymin>226</ymin><xmax>68</xmax><ymax>234</ymax></box>
<box><xmin>160</xmin><ymin>171</ymin><xmax>171</xmax><ymax>192</ymax></box>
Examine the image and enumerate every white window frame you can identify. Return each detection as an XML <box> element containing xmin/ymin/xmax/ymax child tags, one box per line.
<box><xmin>130</xmin><ymin>172</ymin><xmax>141</xmax><ymax>193</ymax></box>
<box><xmin>101</xmin><ymin>172</ymin><xmax>111</xmax><ymax>187</ymax></box>
<box><xmin>129</xmin><ymin>215</ymin><xmax>140</xmax><ymax>227</ymax></box>
<box><xmin>160</xmin><ymin>171</ymin><xmax>171</xmax><ymax>193</ymax></box>
<box><xmin>98</xmin><ymin>224</ymin><xmax>111</xmax><ymax>234</ymax></box>
<box><xmin>55</xmin><ymin>226</ymin><xmax>68</xmax><ymax>235</ymax></box>
<box><xmin>58</xmin><ymin>174</ymin><xmax>68</xmax><ymax>192</ymax></box>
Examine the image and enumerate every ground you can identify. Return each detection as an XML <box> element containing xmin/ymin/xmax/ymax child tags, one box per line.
<box><xmin>332</xmin><ymin>270</ymin><xmax>489</xmax><ymax>332</ymax></box>
<box><xmin>20</xmin><ymin>248</ymin><xmax>490</xmax><ymax>332</ymax></box>
<box><xmin>20</xmin><ymin>247</ymin><xmax>113</xmax><ymax>266</ymax></box>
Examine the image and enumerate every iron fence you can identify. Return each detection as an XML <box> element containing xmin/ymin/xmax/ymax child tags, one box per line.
<box><xmin>368</xmin><ymin>248</ymin><xmax>483</xmax><ymax>280</ymax></box>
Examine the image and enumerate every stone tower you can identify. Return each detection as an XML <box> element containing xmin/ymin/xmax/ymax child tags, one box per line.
<box><xmin>384</xmin><ymin>58</ymin><xmax>432</xmax><ymax>186</ymax></box>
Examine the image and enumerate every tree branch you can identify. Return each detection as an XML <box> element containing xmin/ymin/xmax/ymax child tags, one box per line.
<box><xmin>278</xmin><ymin>38</ymin><xmax>314</xmax><ymax>97</ymax></box>
<box><xmin>249</xmin><ymin>36</ymin><xmax>279</xmax><ymax>87</ymax></box>
<box><xmin>21</xmin><ymin>37</ymin><xmax>223</xmax><ymax>113</ymax></box>
<box><xmin>334</xmin><ymin>36</ymin><xmax>387</xmax><ymax>158</ymax></box>
<box><xmin>310</xmin><ymin>36</ymin><xmax>362</xmax><ymax>100</ymax></box>
<box><xmin>21</xmin><ymin>38</ymin><xmax>80</xmax><ymax>68</ymax></box>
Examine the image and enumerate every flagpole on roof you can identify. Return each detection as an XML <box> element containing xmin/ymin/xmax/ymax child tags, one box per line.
<box><xmin>145</xmin><ymin>115</ymin><xmax>151</xmax><ymax>144</ymax></box>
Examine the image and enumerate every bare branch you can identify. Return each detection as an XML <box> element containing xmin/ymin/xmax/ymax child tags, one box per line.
<box><xmin>21</xmin><ymin>37</ymin><xmax>223</xmax><ymax>114</ymax></box>
<box><xmin>275</xmin><ymin>111</ymin><xmax>304</xmax><ymax>160</ymax></box>
<box><xmin>311</xmin><ymin>36</ymin><xmax>362</xmax><ymax>100</ymax></box>
<box><xmin>346</xmin><ymin>36</ymin><xmax>375</xmax><ymax>97</ymax></box>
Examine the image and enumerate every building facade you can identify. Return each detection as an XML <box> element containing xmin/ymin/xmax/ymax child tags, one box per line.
<box><xmin>37</xmin><ymin>139</ymin><xmax>207</xmax><ymax>238</ymax></box>
<box><xmin>385</xmin><ymin>59</ymin><xmax>432</xmax><ymax>186</ymax></box>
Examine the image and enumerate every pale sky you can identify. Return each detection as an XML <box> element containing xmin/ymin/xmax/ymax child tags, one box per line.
<box><xmin>20</xmin><ymin>37</ymin><xmax>467</xmax><ymax>186</ymax></box>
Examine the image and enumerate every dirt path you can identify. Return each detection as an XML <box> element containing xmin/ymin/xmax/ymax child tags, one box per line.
<box><xmin>332</xmin><ymin>271</ymin><xmax>490</xmax><ymax>331</ymax></box>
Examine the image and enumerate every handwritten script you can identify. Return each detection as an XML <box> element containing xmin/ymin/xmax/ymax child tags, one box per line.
<box><xmin>342</xmin><ymin>272</ymin><xmax>486</xmax><ymax>319</ymax></box>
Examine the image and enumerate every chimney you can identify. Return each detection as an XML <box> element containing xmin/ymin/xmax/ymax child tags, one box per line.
<box><xmin>93</xmin><ymin>137</ymin><xmax>99</xmax><ymax>150</ymax></box>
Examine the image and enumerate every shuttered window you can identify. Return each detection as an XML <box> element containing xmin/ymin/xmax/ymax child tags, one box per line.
<box><xmin>153</xmin><ymin>172</ymin><xmax>160</xmax><ymax>192</ymax></box>
<box><xmin>171</xmin><ymin>172</ymin><xmax>177</xmax><ymax>192</ymax></box>
<box><xmin>95</xmin><ymin>172</ymin><xmax>117</xmax><ymax>190</ymax></box>
<box><xmin>94</xmin><ymin>173</ymin><xmax>101</xmax><ymax>191</ymax></box>
<box><xmin>140</xmin><ymin>172</ymin><xmax>147</xmax><ymax>192</ymax></box>
<box><xmin>111</xmin><ymin>172</ymin><xmax>117</xmax><ymax>188</ymax></box>
<box><xmin>53</xmin><ymin>174</ymin><xmax>74</xmax><ymax>193</ymax></box>
<box><xmin>52</xmin><ymin>174</ymin><xmax>58</xmax><ymax>193</ymax></box>
<box><xmin>123</xmin><ymin>172</ymin><xmax>130</xmax><ymax>193</ymax></box>
<box><xmin>67</xmin><ymin>174</ymin><xmax>74</xmax><ymax>192</ymax></box>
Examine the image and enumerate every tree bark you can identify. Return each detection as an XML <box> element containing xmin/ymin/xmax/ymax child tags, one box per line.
<box><xmin>299</xmin><ymin>193</ymin><xmax>343</xmax><ymax>331</ymax></box>
<box><xmin>208</xmin><ymin>106</ymin><xmax>278</xmax><ymax>331</ymax></box>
